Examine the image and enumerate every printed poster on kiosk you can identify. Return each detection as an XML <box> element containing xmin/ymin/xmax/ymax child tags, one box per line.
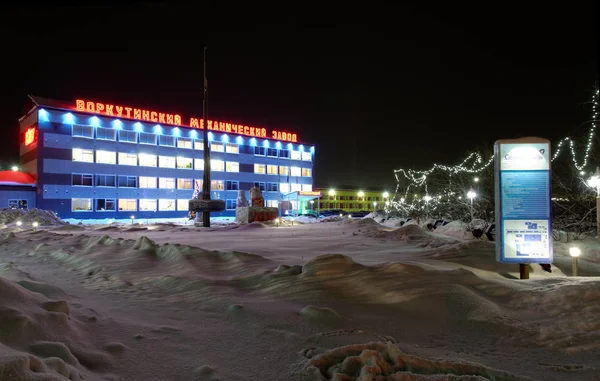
<box><xmin>494</xmin><ymin>137</ymin><xmax>552</xmax><ymax>263</ymax></box>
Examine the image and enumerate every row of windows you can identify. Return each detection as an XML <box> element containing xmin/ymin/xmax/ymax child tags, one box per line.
<box><xmin>319</xmin><ymin>203</ymin><xmax>378</xmax><ymax>209</ymax></box>
<box><xmin>328</xmin><ymin>195</ymin><xmax>383</xmax><ymax>201</ymax></box>
<box><xmin>72</xmin><ymin>149</ymin><xmax>312</xmax><ymax>176</ymax></box>
<box><xmin>73</xmin><ymin>125</ymin><xmax>312</xmax><ymax>161</ymax></box>
<box><xmin>72</xmin><ymin>197</ymin><xmax>279</xmax><ymax>212</ymax></box>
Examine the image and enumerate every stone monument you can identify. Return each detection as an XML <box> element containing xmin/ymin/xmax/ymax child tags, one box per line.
<box><xmin>235</xmin><ymin>187</ymin><xmax>278</xmax><ymax>224</ymax></box>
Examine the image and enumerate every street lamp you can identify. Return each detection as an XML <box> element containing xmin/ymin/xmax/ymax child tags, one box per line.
<box><xmin>569</xmin><ymin>247</ymin><xmax>581</xmax><ymax>276</ymax></box>
<box><xmin>383</xmin><ymin>191</ymin><xmax>389</xmax><ymax>199</ymax></box>
<box><xmin>473</xmin><ymin>177</ymin><xmax>479</xmax><ymax>183</ymax></box>
<box><xmin>11</xmin><ymin>166</ymin><xmax>18</xmax><ymax>171</ymax></box>
<box><xmin>373</xmin><ymin>201</ymin><xmax>378</xmax><ymax>210</ymax></box>
<box><xmin>329</xmin><ymin>189</ymin><xmax>336</xmax><ymax>209</ymax></box>
<box><xmin>467</xmin><ymin>190</ymin><xmax>477</xmax><ymax>221</ymax></box>
<box><xmin>587</xmin><ymin>167</ymin><xmax>600</xmax><ymax>240</ymax></box>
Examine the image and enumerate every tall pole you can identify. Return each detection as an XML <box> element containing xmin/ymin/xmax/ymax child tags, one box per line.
<box><xmin>596</xmin><ymin>183</ymin><xmax>600</xmax><ymax>241</ymax></box>
<box><xmin>202</xmin><ymin>46</ymin><xmax>211</xmax><ymax>228</ymax></box>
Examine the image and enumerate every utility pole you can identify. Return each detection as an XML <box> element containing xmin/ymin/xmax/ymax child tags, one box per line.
<box><xmin>201</xmin><ymin>46</ymin><xmax>211</xmax><ymax>227</ymax></box>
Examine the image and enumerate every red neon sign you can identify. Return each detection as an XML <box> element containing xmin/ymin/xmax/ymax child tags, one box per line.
<box><xmin>24</xmin><ymin>127</ymin><xmax>37</xmax><ymax>147</ymax></box>
<box><xmin>75</xmin><ymin>99</ymin><xmax>299</xmax><ymax>143</ymax></box>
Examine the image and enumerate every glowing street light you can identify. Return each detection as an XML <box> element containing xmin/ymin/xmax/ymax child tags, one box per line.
<box><xmin>383</xmin><ymin>191</ymin><xmax>389</xmax><ymax>199</ymax></box>
<box><xmin>587</xmin><ymin>167</ymin><xmax>600</xmax><ymax>240</ymax></box>
<box><xmin>467</xmin><ymin>190</ymin><xmax>477</xmax><ymax>221</ymax></box>
<box><xmin>16</xmin><ymin>220</ymin><xmax>22</xmax><ymax>227</ymax></box>
<box><xmin>373</xmin><ymin>201</ymin><xmax>378</xmax><ymax>210</ymax></box>
<box><xmin>130</xmin><ymin>215</ymin><xmax>135</xmax><ymax>224</ymax></box>
<box><xmin>423</xmin><ymin>195</ymin><xmax>432</xmax><ymax>202</ymax></box>
<box><xmin>570</xmin><ymin>247</ymin><xmax>581</xmax><ymax>276</ymax></box>
<box><xmin>329</xmin><ymin>189</ymin><xmax>336</xmax><ymax>196</ymax></box>
<box><xmin>473</xmin><ymin>177</ymin><xmax>479</xmax><ymax>183</ymax></box>
<box><xmin>11</xmin><ymin>166</ymin><xmax>18</xmax><ymax>171</ymax></box>
<box><xmin>32</xmin><ymin>221</ymin><xmax>39</xmax><ymax>228</ymax></box>
<box><xmin>357</xmin><ymin>191</ymin><xmax>364</xmax><ymax>198</ymax></box>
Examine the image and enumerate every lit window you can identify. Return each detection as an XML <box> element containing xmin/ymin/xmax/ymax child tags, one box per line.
<box><xmin>177</xmin><ymin>137</ymin><xmax>192</xmax><ymax>149</ymax></box>
<box><xmin>226</xmin><ymin>162</ymin><xmax>239</xmax><ymax>172</ymax></box>
<box><xmin>291</xmin><ymin>150</ymin><xmax>301</xmax><ymax>160</ymax></box>
<box><xmin>226</xmin><ymin>180</ymin><xmax>239</xmax><ymax>190</ymax></box>
<box><xmin>96</xmin><ymin>199</ymin><xmax>116</xmax><ymax>211</ymax></box>
<box><xmin>279</xmin><ymin>166</ymin><xmax>289</xmax><ymax>176</ymax></box>
<box><xmin>211</xmin><ymin>160</ymin><xmax>224</xmax><ymax>171</ymax></box>
<box><xmin>177</xmin><ymin>157</ymin><xmax>193</xmax><ymax>169</ymax></box>
<box><xmin>96</xmin><ymin>150</ymin><xmax>116</xmax><ymax>164</ymax></box>
<box><xmin>159</xmin><ymin>155</ymin><xmax>176</xmax><ymax>168</ymax></box>
<box><xmin>211</xmin><ymin>142</ymin><xmax>224</xmax><ymax>152</ymax></box>
<box><xmin>72</xmin><ymin>174</ymin><xmax>93</xmax><ymax>186</ymax></box>
<box><xmin>177</xmin><ymin>199</ymin><xmax>189</xmax><ymax>211</ymax></box>
<box><xmin>72</xmin><ymin>125</ymin><xmax>93</xmax><ymax>138</ymax></box>
<box><xmin>73</xmin><ymin>148</ymin><xmax>94</xmax><ymax>163</ymax></box>
<box><xmin>267</xmin><ymin>148</ymin><xmax>278</xmax><ymax>157</ymax></box>
<box><xmin>301</xmin><ymin>184</ymin><xmax>313</xmax><ymax>191</ymax></box>
<box><xmin>118</xmin><ymin>152</ymin><xmax>137</xmax><ymax>166</ymax></box>
<box><xmin>177</xmin><ymin>178</ymin><xmax>193</xmax><ymax>189</ymax></box>
<box><xmin>194</xmin><ymin>158</ymin><xmax>204</xmax><ymax>170</ymax></box>
<box><xmin>72</xmin><ymin>198</ymin><xmax>92</xmax><ymax>211</ymax></box>
<box><xmin>139</xmin><ymin>153</ymin><xmax>157</xmax><ymax>167</ymax></box>
<box><xmin>118</xmin><ymin>199</ymin><xmax>137</xmax><ymax>211</ymax></box>
<box><xmin>139</xmin><ymin>132</ymin><xmax>157</xmax><ymax>145</ymax></box>
<box><xmin>266</xmin><ymin>200</ymin><xmax>278</xmax><ymax>208</ymax></box>
<box><xmin>267</xmin><ymin>165</ymin><xmax>278</xmax><ymax>175</ymax></box>
<box><xmin>119</xmin><ymin>130</ymin><xmax>137</xmax><ymax>143</ymax></box>
<box><xmin>254</xmin><ymin>164</ymin><xmax>266</xmax><ymax>174</ymax></box>
<box><xmin>226</xmin><ymin>200</ymin><xmax>237</xmax><ymax>210</ymax></box>
<box><xmin>301</xmin><ymin>168</ymin><xmax>312</xmax><ymax>177</ymax></box>
<box><xmin>301</xmin><ymin>152</ymin><xmax>312</xmax><ymax>161</ymax></box>
<box><xmin>139</xmin><ymin>176</ymin><xmax>157</xmax><ymax>188</ymax></box>
<box><xmin>159</xmin><ymin>135</ymin><xmax>175</xmax><ymax>147</ymax></box>
<box><xmin>96</xmin><ymin>127</ymin><xmax>116</xmax><ymax>141</ymax></box>
<box><xmin>139</xmin><ymin>199</ymin><xmax>157</xmax><ymax>211</ymax></box>
<box><xmin>226</xmin><ymin>143</ymin><xmax>239</xmax><ymax>154</ymax></box>
<box><xmin>194</xmin><ymin>140</ymin><xmax>204</xmax><ymax>150</ymax></box>
<box><xmin>159</xmin><ymin>177</ymin><xmax>176</xmax><ymax>189</ymax></box>
<box><xmin>158</xmin><ymin>199</ymin><xmax>176</xmax><ymax>211</ymax></box>
<box><xmin>96</xmin><ymin>174</ymin><xmax>116</xmax><ymax>187</ymax></box>
<box><xmin>280</xmin><ymin>183</ymin><xmax>290</xmax><ymax>193</ymax></box>
<box><xmin>290</xmin><ymin>166</ymin><xmax>301</xmax><ymax>177</ymax></box>
<box><xmin>211</xmin><ymin>180</ymin><xmax>224</xmax><ymax>191</ymax></box>
<box><xmin>291</xmin><ymin>183</ymin><xmax>301</xmax><ymax>192</ymax></box>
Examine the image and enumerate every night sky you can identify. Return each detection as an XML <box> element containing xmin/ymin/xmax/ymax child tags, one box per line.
<box><xmin>0</xmin><ymin>3</ymin><xmax>597</xmax><ymax>190</ymax></box>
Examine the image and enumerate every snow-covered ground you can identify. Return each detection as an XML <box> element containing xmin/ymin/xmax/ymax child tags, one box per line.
<box><xmin>0</xmin><ymin>216</ymin><xmax>599</xmax><ymax>381</ymax></box>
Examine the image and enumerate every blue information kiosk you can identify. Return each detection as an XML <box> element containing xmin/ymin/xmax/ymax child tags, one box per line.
<box><xmin>494</xmin><ymin>137</ymin><xmax>552</xmax><ymax>279</ymax></box>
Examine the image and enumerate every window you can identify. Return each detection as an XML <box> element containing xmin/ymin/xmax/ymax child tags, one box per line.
<box><xmin>72</xmin><ymin>198</ymin><xmax>92</xmax><ymax>211</ymax></box>
<box><xmin>8</xmin><ymin>199</ymin><xmax>27</xmax><ymax>209</ymax></box>
<box><xmin>177</xmin><ymin>137</ymin><xmax>192</xmax><ymax>149</ymax></box>
<box><xmin>71</xmin><ymin>173</ymin><xmax>94</xmax><ymax>187</ymax></box>
<box><xmin>96</xmin><ymin>174</ymin><xmax>116</xmax><ymax>187</ymax></box>
<box><xmin>279</xmin><ymin>166</ymin><xmax>289</xmax><ymax>176</ymax></box>
<box><xmin>279</xmin><ymin>149</ymin><xmax>290</xmax><ymax>159</ymax></box>
<box><xmin>267</xmin><ymin>182</ymin><xmax>279</xmax><ymax>192</ymax></box>
<box><xmin>118</xmin><ymin>176</ymin><xmax>137</xmax><ymax>188</ymax></box>
<box><xmin>267</xmin><ymin>148</ymin><xmax>278</xmax><ymax>157</ymax></box>
<box><xmin>254</xmin><ymin>146</ymin><xmax>266</xmax><ymax>156</ymax></box>
<box><xmin>139</xmin><ymin>176</ymin><xmax>157</xmax><ymax>188</ymax></box>
<box><xmin>177</xmin><ymin>178</ymin><xmax>193</xmax><ymax>189</ymax></box>
<box><xmin>159</xmin><ymin>155</ymin><xmax>176</xmax><ymax>168</ymax></box>
<box><xmin>211</xmin><ymin>142</ymin><xmax>224</xmax><ymax>152</ymax></box>
<box><xmin>226</xmin><ymin>161</ymin><xmax>239</xmax><ymax>172</ymax></box>
<box><xmin>96</xmin><ymin>199</ymin><xmax>116</xmax><ymax>211</ymax></box>
<box><xmin>194</xmin><ymin>158</ymin><xmax>204</xmax><ymax>170</ymax></box>
<box><xmin>290</xmin><ymin>167</ymin><xmax>301</xmax><ymax>177</ymax></box>
<box><xmin>139</xmin><ymin>153</ymin><xmax>157</xmax><ymax>167</ymax></box>
<box><xmin>177</xmin><ymin>157</ymin><xmax>193</xmax><ymax>169</ymax></box>
<box><xmin>159</xmin><ymin>177</ymin><xmax>176</xmax><ymax>189</ymax></box>
<box><xmin>72</xmin><ymin>125</ymin><xmax>93</xmax><ymax>138</ymax></box>
<box><xmin>177</xmin><ymin>199</ymin><xmax>189</xmax><ymax>211</ymax></box>
<box><xmin>73</xmin><ymin>148</ymin><xmax>93</xmax><ymax>162</ymax></box>
<box><xmin>96</xmin><ymin>150</ymin><xmax>116</xmax><ymax>164</ymax></box>
<box><xmin>226</xmin><ymin>200</ymin><xmax>237</xmax><ymax>210</ymax></box>
<box><xmin>302</xmin><ymin>151</ymin><xmax>312</xmax><ymax>161</ymax></box>
<box><xmin>119</xmin><ymin>130</ymin><xmax>137</xmax><ymax>143</ymax></box>
<box><xmin>280</xmin><ymin>183</ymin><xmax>290</xmax><ymax>193</ymax></box>
<box><xmin>226</xmin><ymin>180</ymin><xmax>239</xmax><ymax>191</ymax></box>
<box><xmin>291</xmin><ymin>150</ymin><xmax>301</xmax><ymax>160</ymax></box>
<box><xmin>301</xmin><ymin>168</ymin><xmax>312</xmax><ymax>177</ymax></box>
<box><xmin>96</xmin><ymin>127</ymin><xmax>116</xmax><ymax>141</ymax></box>
<box><xmin>139</xmin><ymin>199</ymin><xmax>157</xmax><ymax>211</ymax></box>
<box><xmin>301</xmin><ymin>184</ymin><xmax>313</xmax><ymax>192</ymax></box>
<box><xmin>291</xmin><ymin>183</ymin><xmax>301</xmax><ymax>192</ymax></box>
<box><xmin>254</xmin><ymin>182</ymin><xmax>266</xmax><ymax>191</ymax></box>
<box><xmin>267</xmin><ymin>165</ymin><xmax>278</xmax><ymax>175</ymax></box>
<box><xmin>266</xmin><ymin>200</ymin><xmax>278</xmax><ymax>208</ymax></box>
<box><xmin>118</xmin><ymin>152</ymin><xmax>137</xmax><ymax>166</ymax></box>
<box><xmin>226</xmin><ymin>143</ymin><xmax>239</xmax><ymax>154</ymax></box>
<box><xmin>254</xmin><ymin>164</ymin><xmax>266</xmax><ymax>174</ymax></box>
<box><xmin>211</xmin><ymin>180</ymin><xmax>224</xmax><ymax>191</ymax></box>
<box><xmin>118</xmin><ymin>199</ymin><xmax>137</xmax><ymax>211</ymax></box>
<box><xmin>211</xmin><ymin>160</ymin><xmax>224</xmax><ymax>171</ymax></box>
<box><xmin>194</xmin><ymin>140</ymin><xmax>204</xmax><ymax>150</ymax></box>
<box><xmin>159</xmin><ymin>135</ymin><xmax>175</xmax><ymax>147</ymax></box>
<box><xmin>159</xmin><ymin>199</ymin><xmax>176</xmax><ymax>211</ymax></box>
<box><xmin>139</xmin><ymin>132</ymin><xmax>157</xmax><ymax>145</ymax></box>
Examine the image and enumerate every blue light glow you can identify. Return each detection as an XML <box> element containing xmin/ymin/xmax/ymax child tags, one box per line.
<box><xmin>89</xmin><ymin>116</ymin><xmax>100</xmax><ymax>127</ymax></box>
<box><xmin>275</xmin><ymin>141</ymin><xmax>282</xmax><ymax>149</ymax></box>
<box><xmin>63</xmin><ymin>113</ymin><xmax>75</xmax><ymax>124</ymax></box>
<box><xmin>112</xmin><ymin>119</ymin><xmax>123</xmax><ymax>129</ymax></box>
<box><xmin>190</xmin><ymin>130</ymin><xmax>198</xmax><ymax>139</ymax></box>
<box><xmin>310</xmin><ymin>146</ymin><xmax>315</xmax><ymax>153</ymax></box>
<box><xmin>236</xmin><ymin>136</ymin><xmax>243</xmax><ymax>144</ymax></box>
<box><xmin>287</xmin><ymin>143</ymin><xmax>293</xmax><ymax>150</ymax></box>
<box><xmin>250</xmin><ymin>138</ymin><xmax>257</xmax><ymax>146</ymax></box>
<box><xmin>208</xmin><ymin>132</ymin><xmax>214</xmax><ymax>141</ymax></box>
<box><xmin>39</xmin><ymin>109</ymin><xmax>49</xmax><ymax>122</ymax></box>
<box><xmin>299</xmin><ymin>144</ymin><xmax>305</xmax><ymax>152</ymax></box>
<box><xmin>134</xmin><ymin>122</ymin><xmax>143</xmax><ymax>132</ymax></box>
<box><xmin>171</xmin><ymin>127</ymin><xmax>180</xmax><ymax>136</ymax></box>
<box><xmin>221</xmin><ymin>134</ymin><xmax>229</xmax><ymax>143</ymax></box>
<box><xmin>263</xmin><ymin>139</ymin><xmax>270</xmax><ymax>148</ymax></box>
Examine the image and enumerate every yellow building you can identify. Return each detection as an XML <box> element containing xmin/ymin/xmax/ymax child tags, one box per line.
<box><xmin>314</xmin><ymin>188</ymin><xmax>391</xmax><ymax>212</ymax></box>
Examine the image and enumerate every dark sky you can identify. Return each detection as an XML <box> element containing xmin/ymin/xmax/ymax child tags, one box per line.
<box><xmin>0</xmin><ymin>3</ymin><xmax>597</xmax><ymax>189</ymax></box>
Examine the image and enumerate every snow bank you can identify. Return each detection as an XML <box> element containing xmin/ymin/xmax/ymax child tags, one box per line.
<box><xmin>0</xmin><ymin>208</ymin><xmax>65</xmax><ymax>226</ymax></box>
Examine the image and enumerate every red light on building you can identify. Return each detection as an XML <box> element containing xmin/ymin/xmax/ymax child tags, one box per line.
<box><xmin>24</xmin><ymin>127</ymin><xmax>37</xmax><ymax>147</ymax></box>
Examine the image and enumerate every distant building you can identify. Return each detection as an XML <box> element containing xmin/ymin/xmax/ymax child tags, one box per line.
<box><xmin>313</xmin><ymin>187</ymin><xmax>391</xmax><ymax>213</ymax></box>
<box><xmin>17</xmin><ymin>95</ymin><xmax>315</xmax><ymax>219</ymax></box>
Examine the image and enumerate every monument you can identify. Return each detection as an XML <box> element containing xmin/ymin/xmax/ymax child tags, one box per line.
<box><xmin>235</xmin><ymin>186</ymin><xmax>279</xmax><ymax>224</ymax></box>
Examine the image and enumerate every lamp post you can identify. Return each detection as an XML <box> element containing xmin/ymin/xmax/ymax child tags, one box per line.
<box><xmin>373</xmin><ymin>201</ymin><xmax>378</xmax><ymax>211</ymax></box>
<box><xmin>586</xmin><ymin>167</ymin><xmax>600</xmax><ymax>240</ymax></box>
<box><xmin>569</xmin><ymin>247</ymin><xmax>581</xmax><ymax>276</ymax></box>
<box><xmin>467</xmin><ymin>190</ymin><xmax>477</xmax><ymax>221</ymax></box>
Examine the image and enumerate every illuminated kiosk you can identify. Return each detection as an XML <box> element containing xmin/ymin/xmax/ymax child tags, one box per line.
<box><xmin>281</xmin><ymin>190</ymin><xmax>323</xmax><ymax>216</ymax></box>
<box><xmin>494</xmin><ymin>137</ymin><xmax>552</xmax><ymax>279</ymax></box>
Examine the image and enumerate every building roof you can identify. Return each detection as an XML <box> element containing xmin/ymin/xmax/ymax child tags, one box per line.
<box><xmin>0</xmin><ymin>171</ymin><xmax>37</xmax><ymax>186</ymax></box>
<box><xmin>28</xmin><ymin>95</ymin><xmax>73</xmax><ymax>111</ymax></box>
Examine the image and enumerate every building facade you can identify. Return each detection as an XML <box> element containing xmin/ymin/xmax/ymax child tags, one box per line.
<box><xmin>19</xmin><ymin>96</ymin><xmax>315</xmax><ymax>219</ymax></box>
<box><xmin>314</xmin><ymin>188</ymin><xmax>391</xmax><ymax>213</ymax></box>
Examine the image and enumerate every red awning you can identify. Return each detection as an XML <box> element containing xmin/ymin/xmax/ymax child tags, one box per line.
<box><xmin>0</xmin><ymin>171</ymin><xmax>36</xmax><ymax>186</ymax></box>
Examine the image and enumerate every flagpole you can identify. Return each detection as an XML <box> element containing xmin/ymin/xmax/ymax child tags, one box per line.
<box><xmin>201</xmin><ymin>46</ymin><xmax>211</xmax><ymax>227</ymax></box>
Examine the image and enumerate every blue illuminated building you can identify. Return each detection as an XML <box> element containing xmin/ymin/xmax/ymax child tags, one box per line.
<box><xmin>18</xmin><ymin>96</ymin><xmax>315</xmax><ymax>219</ymax></box>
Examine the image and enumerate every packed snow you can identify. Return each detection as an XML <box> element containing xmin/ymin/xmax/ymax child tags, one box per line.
<box><xmin>0</xmin><ymin>210</ymin><xmax>599</xmax><ymax>380</ymax></box>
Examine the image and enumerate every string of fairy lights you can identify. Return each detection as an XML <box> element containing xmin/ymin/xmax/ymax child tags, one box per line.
<box><xmin>390</xmin><ymin>85</ymin><xmax>599</xmax><ymax>214</ymax></box>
